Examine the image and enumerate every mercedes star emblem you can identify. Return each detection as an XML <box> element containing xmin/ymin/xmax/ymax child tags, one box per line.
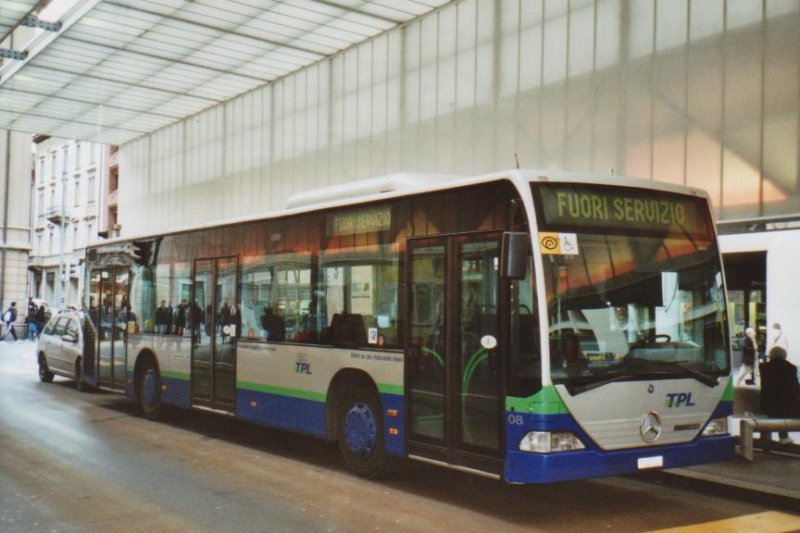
<box><xmin>640</xmin><ymin>411</ymin><xmax>662</xmax><ymax>443</ymax></box>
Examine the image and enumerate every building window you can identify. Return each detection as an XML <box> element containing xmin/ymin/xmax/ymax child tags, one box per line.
<box><xmin>50</xmin><ymin>153</ymin><xmax>56</xmax><ymax>181</ymax></box>
<box><xmin>74</xmin><ymin>177</ymin><xmax>80</xmax><ymax>207</ymax></box>
<box><xmin>87</xmin><ymin>171</ymin><xmax>95</xmax><ymax>203</ymax></box>
<box><xmin>75</xmin><ymin>142</ymin><xmax>81</xmax><ymax>170</ymax></box>
<box><xmin>37</xmin><ymin>234</ymin><xmax>42</xmax><ymax>255</ymax></box>
<box><xmin>73</xmin><ymin>225</ymin><xmax>79</xmax><ymax>249</ymax></box>
<box><xmin>48</xmin><ymin>231</ymin><xmax>53</xmax><ymax>255</ymax></box>
<box><xmin>87</xmin><ymin>223</ymin><xmax>93</xmax><ymax>243</ymax></box>
<box><xmin>49</xmin><ymin>185</ymin><xmax>55</xmax><ymax>209</ymax></box>
<box><xmin>38</xmin><ymin>158</ymin><xmax>45</xmax><ymax>185</ymax></box>
<box><xmin>37</xmin><ymin>190</ymin><xmax>44</xmax><ymax>222</ymax></box>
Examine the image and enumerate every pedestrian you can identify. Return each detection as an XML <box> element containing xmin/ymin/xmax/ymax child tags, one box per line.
<box><xmin>760</xmin><ymin>346</ymin><xmax>800</xmax><ymax>445</ymax></box>
<box><xmin>35</xmin><ymin>303</ymin><xmax>47</xmax><ymax>338</ymax></box>
<box><xmin>2</xmin><ymin>301</ymin><xmax>18</xmax><ymax>341</ymax></box>
<box><xmin>736</xmin><ymin>327</ymin><xmax>758</xmax><ymax>386</ymax></box>
<box><xmin>26</xmin><ymin>298</ymin><xmax>38</xmax><ymax>341</ymax></box>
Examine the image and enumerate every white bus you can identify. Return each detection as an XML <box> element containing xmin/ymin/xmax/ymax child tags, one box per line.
<box><xmin>71</xmin><ymin>169</ymin><xmax>733</xmax><ymax>483</ymax></box>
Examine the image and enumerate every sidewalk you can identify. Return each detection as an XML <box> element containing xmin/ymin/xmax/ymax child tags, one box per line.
<box><xmin>666</xmin><ymin>383</ymin><xmax>800</xmax><ymax>503</ymax></box>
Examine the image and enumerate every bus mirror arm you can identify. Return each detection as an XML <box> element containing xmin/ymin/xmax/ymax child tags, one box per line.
<box><xmin>501</xmin><ymin>232</ymin><xmax>528</xmax><ymax>280</ymax></box>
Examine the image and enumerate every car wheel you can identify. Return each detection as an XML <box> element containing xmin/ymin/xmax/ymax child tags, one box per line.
<box><xmin>38</xmin><ymin>353</ymin><xmax>54</xmax><ymax>383</ymax></box>
<box><xmin>337</xmin><ymin>385</ymin><xmax>394</xmax><ymax>478</ymax></box>
<box><xmin>137</xmin><ymin>357</ymin><xmax>162</xmax><ymax>419</ymax></box>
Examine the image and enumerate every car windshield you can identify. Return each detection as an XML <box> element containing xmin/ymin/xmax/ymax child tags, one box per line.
<box><xmin>533</xmin><ymin>183</ymin><xmax>730</xmax><ymax>393</ymax></box>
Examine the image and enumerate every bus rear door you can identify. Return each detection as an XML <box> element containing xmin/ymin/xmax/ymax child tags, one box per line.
<box><xmin>405</xmin><ymin>232</ymin><xmax>504</xmax><ymax>476</ymax></box>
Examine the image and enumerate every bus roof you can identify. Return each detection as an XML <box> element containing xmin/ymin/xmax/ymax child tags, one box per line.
<box><xmin>89</xmin><ymin>169</ymin><xmax>711</xmax><ymax>248</ymax></box>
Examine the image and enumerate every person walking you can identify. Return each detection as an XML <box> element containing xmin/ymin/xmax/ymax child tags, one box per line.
<box><xmin>736</xmin><ymin>327</ymin><xmax>758</xmax><ymax>386</ymax></box>
<box><xmin>766</xmin><ymin>322</ymin><xmax>789</xmax><ymax>353</ymax></box>
<box><xmin>760</xmin><ymin>346</ymin><xmax>800</xmax><ymax>445</ymax></box>
<box><xmin>2</xmin><ymin>301</ymin><xmax>18</xmax><ymax>341</ymax></box>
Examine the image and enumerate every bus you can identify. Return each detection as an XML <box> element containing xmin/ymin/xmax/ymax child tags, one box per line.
<box><xmin>73</xmin><ymin>169</ymin><xmax>734</xmax><ymax>483</ymax></box>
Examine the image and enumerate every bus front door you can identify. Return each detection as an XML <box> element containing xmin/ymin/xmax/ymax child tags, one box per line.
<box><xmin>191</xmin><ymin>256</ymin><xmax>238</xmax><ymax>412</ymax></box>
<box><xmin>406</xmin><ymin>233</ymin><xmax>503</xmax><ymax>475</ymax></box>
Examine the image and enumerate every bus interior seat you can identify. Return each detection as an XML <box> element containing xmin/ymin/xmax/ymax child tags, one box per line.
<box><xmin>328</xmin><ymin>313</ymin><xmax>367</xmax><ymax>348</ymax></box>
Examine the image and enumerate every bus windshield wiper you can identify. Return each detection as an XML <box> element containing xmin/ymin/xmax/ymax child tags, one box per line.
<box><xmin>624</xmin><ymin>357</ymin><xmax>719</xmax><ymax>387</ymax></box>
<box><xmin>566</xmin><ymin>372</ymin><xmax>642</xmax><ymax>395</ymax></box>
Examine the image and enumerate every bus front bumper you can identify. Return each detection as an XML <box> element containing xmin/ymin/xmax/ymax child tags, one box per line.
<box><xmin>504</xmin><ymin>435</ymin><xmax>735</xmax><ymax>484</ymax></box>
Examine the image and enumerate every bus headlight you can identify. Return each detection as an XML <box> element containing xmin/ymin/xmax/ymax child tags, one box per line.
<box><xmin>519</xmin><ymin>431</ymin><xmax>586</xmax><ymax>453</ymax></box>
<box><xmin>701</xmin><ymin>417</ymin><xmax>728</xmax><ymax>436</ymax></box>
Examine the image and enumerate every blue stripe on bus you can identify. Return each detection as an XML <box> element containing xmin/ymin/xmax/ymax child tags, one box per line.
<box><xmin>236</xmin><ymin>388</ymin><xmax>328</xmax><ymax>437</ymax></box>
<box><xmin>380</xmin><ymin>392</ymin><xmax>405</xmax><ymax>457</ymax></box>
<box><xmin>504</xmin><ymin>401</ymin><xmax>735</xmax><ymax>483</ymax></box>
<box><xmin>161</xmin><ymin>376</ymin><xmax>191</xmax><ymax>408</ymax></box>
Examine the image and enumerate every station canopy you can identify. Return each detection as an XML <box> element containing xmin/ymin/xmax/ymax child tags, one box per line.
<box><xmin>0</xmin><ymin>0</ymin><xmax>448</xmax><ymax>145</ymax></box>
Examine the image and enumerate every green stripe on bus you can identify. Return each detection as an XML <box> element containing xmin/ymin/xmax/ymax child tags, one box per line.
<box><xmin>377</xmin><ymin>383</ymin><xmax>403</xmax><ymax>395</ymax></box>
<box><xmin>237</xmin><ymin>381</ymin><xmax>326</xmax><ymax>403</ymax></box>
<box><xmin>721</xmin><ymin>376</ymin><xmax>733</xmax><ymax>401</ymax></box>
<box><xmin>506</xmin><ymin>385</ymin><xmax>568</xmax><ymax>415</ymax></box>
<box><xmin>162</xmin><ymin>370</ymin><xmax>189</xmax><ymax>381</ymax></box>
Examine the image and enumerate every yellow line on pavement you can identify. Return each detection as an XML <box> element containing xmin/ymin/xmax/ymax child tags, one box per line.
<box><xmin>648</xmin><ymin>511</ymin><xmax>800</xmax><ymax>532</ymax></box>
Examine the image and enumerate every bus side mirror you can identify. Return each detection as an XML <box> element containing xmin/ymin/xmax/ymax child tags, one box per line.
<box><xmin>501</xmin><ymin>232</ymin><xmax>528</xmax><ymax>280</ymax></box>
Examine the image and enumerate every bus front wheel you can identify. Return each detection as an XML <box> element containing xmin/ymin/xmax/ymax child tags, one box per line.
<box><xmin>137</xmin><ymin>357</ymin><xmax>162</xmax><ymax>420</ymax></box>
<box><xmin>337</xmin><ymin>385</ymin><xmax>394</xmax><ymax>478</ymax></box>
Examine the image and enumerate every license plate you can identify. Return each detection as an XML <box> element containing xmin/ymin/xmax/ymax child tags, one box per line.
<box><xmin>637</xmin><ymin>456</ymin><xmax>664</xmax><ymax>469</ymax></box>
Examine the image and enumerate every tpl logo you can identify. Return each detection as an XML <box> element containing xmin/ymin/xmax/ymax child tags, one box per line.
<box><xmin>665</xmin><ymin>392</ymin><xmax>695</xmax><ymax>408</ymax></box>
<box><xmin>295</xmin><ymin>362</ymin><xmax>312</xmax><ymax>374</ymax></box>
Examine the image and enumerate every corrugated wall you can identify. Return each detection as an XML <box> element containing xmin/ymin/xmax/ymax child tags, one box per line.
<box><xmin>120</xmin><ymin>0</ymin><xmax>800</xmax><ymax>236</ymax></box>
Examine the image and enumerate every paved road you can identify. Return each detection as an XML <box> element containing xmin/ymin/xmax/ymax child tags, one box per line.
<box><xmin>1</xmin><ymin>341</ymin><xmax>798</xmax><ymax>532</ymax></box>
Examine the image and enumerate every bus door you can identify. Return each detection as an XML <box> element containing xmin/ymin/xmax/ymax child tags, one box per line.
<box><xmin>191</xmin><ymin>256</ymin><xmax>239</xmax><ymax>411</ymax></box>
<box><xmin>90</xmin><ymin>268</ymin><xmax>129</xmax><ymax>390</ymax></box>
<box><xmin>406</xmin><ymin>232</ymin><xmax>503</xmax><ymax>473</ymax></box>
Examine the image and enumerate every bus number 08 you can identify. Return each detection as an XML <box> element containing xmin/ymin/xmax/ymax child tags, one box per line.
<box><xmin>508</xmin><ymin>414</ymin><xmax>524</xmax><ymax>426</ymax></box>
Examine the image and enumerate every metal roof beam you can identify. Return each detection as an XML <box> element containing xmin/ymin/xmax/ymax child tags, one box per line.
<box><xmin>21</xmin><ymin>15</ymin><xmax>62</xmax><ymax>32</ymax></box>
<box><xmin>0</xmin><ymin>48</ymin><xmax>29</xmax><ymax>60</ymax></box>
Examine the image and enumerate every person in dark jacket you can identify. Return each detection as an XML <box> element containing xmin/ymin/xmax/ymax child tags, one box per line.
<box><xmin>26</xmin><ymin>299</ymin><xmax>38</xmax><ymax>340</ymax></box>
<box><xmin>760</xmin><ymin>346</ymin><xmax>800</xmax><ymax>444</ymax></box>
<box><xmin>175</xmin><ymin>300</ymin><xmax>187</xmax><ymax>336</ymax></box>
<box><xmin>2</xmin><ymin>301</ymin><xmax>18</xmax><ymax>341</ymax></box>
<box><xmin>35</xmin><ymin>304</ymin><xmax>47</xmax><ymax>338</ymax></box>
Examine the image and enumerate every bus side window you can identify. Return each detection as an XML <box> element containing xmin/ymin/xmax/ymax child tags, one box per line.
<box><xmin>328</xmin><ymin>313</ymin><xmax>366</xmax><ymax>348</ymax></box>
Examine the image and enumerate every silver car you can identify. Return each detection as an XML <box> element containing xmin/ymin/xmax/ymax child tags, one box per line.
<box><xmin>37</xmin><ymin>310</ymin><xmax>90</xmax><ymax>391</ymax></box>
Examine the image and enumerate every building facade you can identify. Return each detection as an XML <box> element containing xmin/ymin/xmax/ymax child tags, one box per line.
<box><xmin>30</xmin><ymin>136</ymin><xmax>109</xmax><ymax>308</ymax></box>
<box><xmin>0</xmin><ymin>129</ymin><xmax>33</xmax><ymax>326</ymax></box>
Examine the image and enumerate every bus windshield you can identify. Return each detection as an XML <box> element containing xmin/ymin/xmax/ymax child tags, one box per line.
<box><xmin>533</xmin><ymin>183</ymin><xmax>729</xmax><ymax>393</ymax></box>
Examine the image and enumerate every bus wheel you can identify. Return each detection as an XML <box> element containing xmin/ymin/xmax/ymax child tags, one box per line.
<box><xmin>337</xmin><ymin>386</ymin><xmax>393</xmax><ymax>478</ymax></box>
<box><xmin>137</xmin><ymin>357</ymin><xmax>162</xmax><ymax>420</ymax></box>
<box><xmin>38</xmin><ymin>354</ymin><xmax>54</xmax><ymax>383</ymax></box>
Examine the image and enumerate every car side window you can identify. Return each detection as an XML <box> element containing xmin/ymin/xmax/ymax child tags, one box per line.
<box><xmin>43</xmin><ymin>319</ymin><xmax>57</xmax><ymax>335</ymax></box>
<box><xmin>65</xmin><ymin>319</ymin><xmax>79</xmax><ymax>338</ymax></box>
<box><xmin>52</xmin><ymin>317</ymin><xmax>68</xmax><ymax>336</ymax></box>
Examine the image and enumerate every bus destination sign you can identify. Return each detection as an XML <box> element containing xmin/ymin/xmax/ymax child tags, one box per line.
<box><xmin>327</xmin><ymin>206</ymin><xmax>392</xmax><ymax>236</ymax></box>
<box><xmin>537</xmin><ymin>184</ymin><xmax>709</xmax><ymax>235</ymax></box>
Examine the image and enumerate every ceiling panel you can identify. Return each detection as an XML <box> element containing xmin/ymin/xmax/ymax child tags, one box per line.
<box><xmin>0</xmin><ymin>0</ymin><xmax>451</xmax><ymax>144</ymax></box>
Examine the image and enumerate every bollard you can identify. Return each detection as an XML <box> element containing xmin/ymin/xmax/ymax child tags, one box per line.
<box><xmin>739</xmin><ymin>418</ymin><xmax>800</xmax><ymax>462</ymax></box>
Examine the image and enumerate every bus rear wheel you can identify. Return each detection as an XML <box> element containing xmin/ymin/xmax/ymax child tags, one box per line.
<box><xmin>337</xmin><ymin>385</ymin><xmax>394</xmax><ymax>478</ymax></box>
<box><xmin>137</xmin><ymin>357</ymin><xmax>162</xmax><ymax>420</ymax></box>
